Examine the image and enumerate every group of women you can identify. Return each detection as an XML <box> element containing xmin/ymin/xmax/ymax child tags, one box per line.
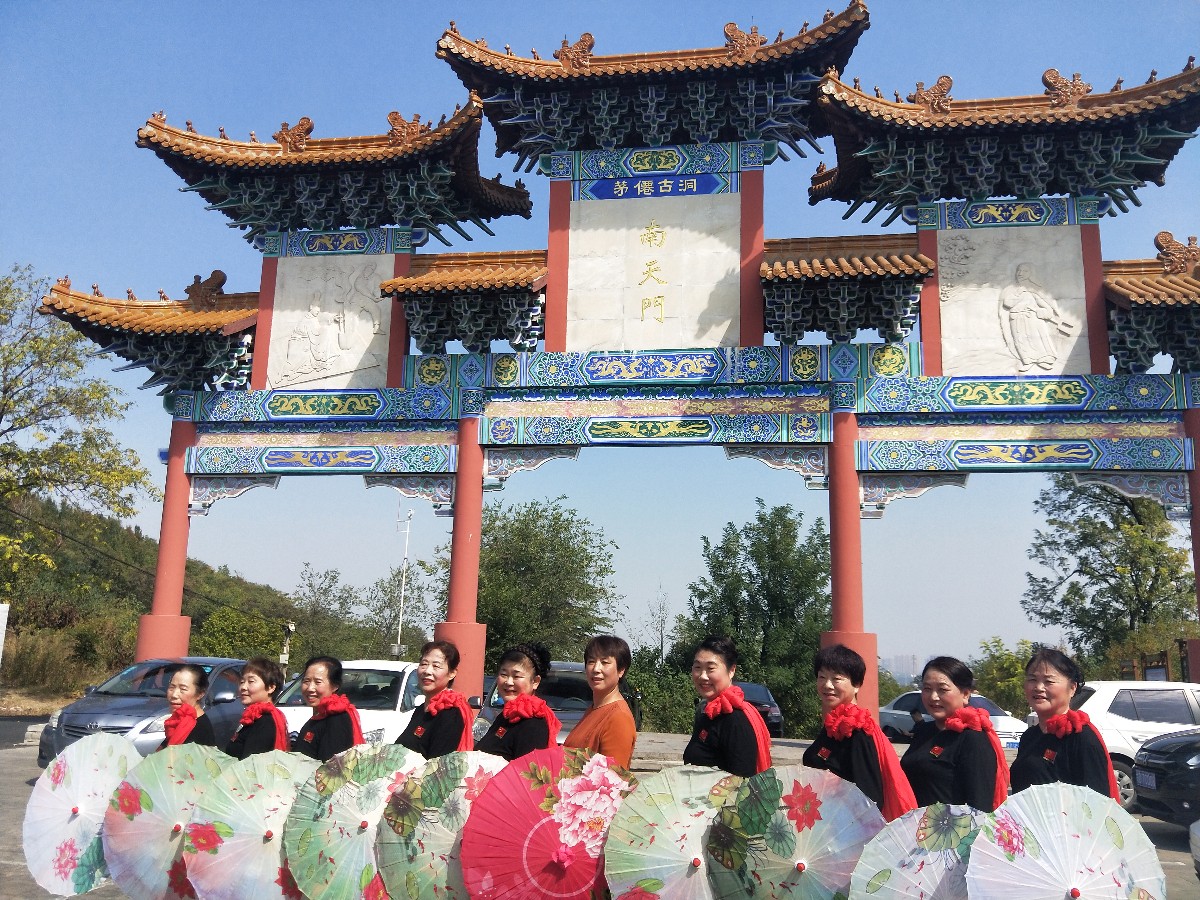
<box><xmin>157</xmin><ymin>635</ymin><xmax>1120</xmax><ymax>821</ymax></box>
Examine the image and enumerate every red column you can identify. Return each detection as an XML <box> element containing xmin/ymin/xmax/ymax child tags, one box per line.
<box><xmin>1185</xmin><ymin>409</ymin><xmax>1200</xmax><ymax>621</ymax></box>
<box><xmin>249</xmin><ymin>256</ymin><xmax>278</xmax><ymax>390</ymax></box>
<box><xmin>916</xmin><ymin>227</ymin><xmax>942</xmax><ymax>376</ymax></box>
<box><xmin>824</xmin><ymin>408</ymin><xmax>879</xmax><ymax>714</ymax></box>
<box><xmin>543</xmin><ymin>179</ymin><xmax>571</xmax><ymax>352</ymax></box>
<box><xmin>135</xmin><ymin>419</ymin><xmax>195</xmax><ymax>660</ymax></box>
<box><xmin>1080</xmin><ymin>222</ymin><xmax>1110</xmax><ymax>375</ymax></box>
<box><xmin>438</xmin><ymin>412</ymin><xmax>487</xmax><ymax>702</ymax></box>
<box><xmin>739</xmin><ymin>168</ymin><xmax>765</xmax><ymax>346</ymax></box>
<box><xmin>386</xmin><ymin>252</ymin><xmax>411</xmax><ymax>388</ymax></box>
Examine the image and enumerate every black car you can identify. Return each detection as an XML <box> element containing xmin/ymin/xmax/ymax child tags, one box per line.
<box><xmin>1133</xmin><ymin>726</ymin><xmax>1200</xmax><ymax>827</ymax></box>
<box><xmin>736</xmin><ymin>681</ymin><xmax>784</xmax><ymax>738</ymax></box>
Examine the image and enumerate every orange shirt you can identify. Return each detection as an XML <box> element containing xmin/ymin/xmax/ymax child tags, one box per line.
<box><xmin>563</xmin><ymin>699</ymin><xmax>637</xmax><ymax>769</ymax></box>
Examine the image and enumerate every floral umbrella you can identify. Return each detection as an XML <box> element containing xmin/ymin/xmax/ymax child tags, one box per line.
<box><xmin>966</xmin><ymin>782</ymin><xmax>1166</xmax><ymax>900</ymax></box>
<box><xmin>704</xmin><ymin>764</ymin><xmax>886</xmax><ymax>900</ymax></box>
<box><xmin>849</xmin><ymin>803</ymin><xmax>987</xmax><ymax>899</ymax></box>
<box><xmin>604</xmin><ymin>765</ymin><xmax>743</xmax><ymax>900</ymax></box>
<box><xmin>375</xmin><ymin>750</ymin><xmax>507</xmax><ymax>900</ymax></box>
<box><xmin>102</xmin><ymin>743</ymin><xmax>231</xmax><ymax>900</ymax></box>
<box><xmin>182</xmin><ymin>750</ymin><xmax>321</xmax><ymax>900</ymax></box>
<box><xmin>283</xmin><ymin>742</ymin><xmax>425</xmax><ymax>900</ymax></box>
<box><xmin>460</xmin><ymin>746</ymin><xmax>638</xmax><ymax>899</ymax></box>
<box><xmin>23</xmin><ymin>732</ymin><xmax>142</xmax><ymax>895</ymax></box>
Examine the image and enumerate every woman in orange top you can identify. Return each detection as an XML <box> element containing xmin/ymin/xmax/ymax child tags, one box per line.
<box><xmin>564</xmin><ymin>635</ymin><xmax>638</xmax><ymax>768</ymax></box>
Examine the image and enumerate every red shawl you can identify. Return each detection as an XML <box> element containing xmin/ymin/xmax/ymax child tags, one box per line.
<box><xmin>824</xmin><ymin>702</ymin><xmax>918</xmax><ymax>821</ymax></box>
<box><xmin>1044</xmin><ymin>709</ymin><xmax>1121</xmax><ymax>802</ymax></box>
<box><xmin>163</xmin><ymin>704</ymin><xmax>198</xmax><ymax>746</ymax></box>
<box><xmin>943</xmin><ymin>706</ymin><xmax>1010</xmax><ymax>810</ymax></box>
<box><xmin>315</xmin><ymin>693</ymin><xmax>364</xmax><ymax>745</ymax></box>
<box><xmin>237</xmin><ymin>701</ymin><xmax>291</xmax><ymax>751</ymax></box>
<box><xmin>704</xmin><ymin>685</ymin><xmax>772</xmax><ymax>774</ymax></box>
<box><xmin>426</xmin><ymin>688</ymin><xmax>475</xmax><ymax>752</ymax></box>
<box><xmin>502</xmin><ymin>693</ymin><xmax>562</xmax><ymax>746</ymax></box>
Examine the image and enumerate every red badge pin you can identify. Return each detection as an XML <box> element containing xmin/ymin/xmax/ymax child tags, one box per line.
<box><xmin>817</xmin><ymin>746</ymin><xmax>831</xmax><ymax>760</ymax></box>
<box><xmin>930</xmin><ymin>746</ymin><xmax>944</xmax><ymax>757</ymax></box>
<box><xmin>414</xmin><ymin>726</ymin><xmax>425</xmax><ymax>737</ymax></box>
<box><xmin>1043</xmin><ymin>748</ymin><xmax>1057</xmax><ymax>762</ymax></box>
<box><xmin>699</xmin><ymin>729</ymin><xmax>709</xmax><ymax>742</ymax></box>
<box><xmin>303</xmin><ymin>731</ymin><xmax>314</xmax><ymax>742</ymax></box>
<box><xmin>496</xmin><ymin>727</ymin><xmax>507</xmax><ymax>738</ymax></box>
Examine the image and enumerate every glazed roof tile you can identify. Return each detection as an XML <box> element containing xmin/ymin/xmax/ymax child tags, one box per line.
<box><xmin>761</xmin><ymin>234</ymin><xmax>933</xmax><ymax>280</ymax></box>
<box><xmin>41</xmin><ymin>281</ymin><xmax>258</xmax><ymax>335</ymax></box>
<box><xmin>1103</xmin><ymin>259</ymin><xmax>1200</xmax><ymax>307</ymax></box>
<box><xmin>381</xmin><ymin>250</ymin><xmax>547</xmax><ymax>296</ymax></box>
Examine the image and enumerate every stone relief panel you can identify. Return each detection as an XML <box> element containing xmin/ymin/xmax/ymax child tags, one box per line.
<box><xmin>267</xmin><ymin>254</ymin><xmax>394</xmax><ymax>389</ymax></box>
<box><xmin>938</xmin><ymin>226</ymin><xmax>1090</xmax><ymax>376</ymax></box>
<box><xmin>566</xmin><ymin>193</ymin><xmax>741</xmax><ymax>351</ymax></box>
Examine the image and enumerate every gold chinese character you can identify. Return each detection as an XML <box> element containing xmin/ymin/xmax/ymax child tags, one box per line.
<box><xmin>639</xmin><ymin>260</ymin><xmax>667</xmax><ymax>285</ymax></box>
<box><xmin>640</xmin><ymin>219</ymin><xmax>666</xmax><ymax>248</ymax></box>
<box><xmin>613</xmin><ymin>180</ymin><xmax>629</xmax><ymax>197</ymax></box>
<box><xmin>679</xmin><ymin>178</ymin><xmax>698</xmax><ymax>192</ymax></box>
<box><xmin>635</xmin><ymin>179</ymin><xmax>655</xmax><ymax>196</ymax></box>
<box><xmin>641</xmin><ymin>296</ymin><xmax>665</xmax><ymax>323</ymax></box>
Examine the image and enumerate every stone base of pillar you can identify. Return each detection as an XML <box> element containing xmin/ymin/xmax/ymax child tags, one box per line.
<box><xmin>135</xmin><ymin>614</ymin><xmax>192</xmax><ymax>661</ymax></box>
<box><xmin>821</xmin><ymin>630</ymin><xmax>880</xmax><ymax>717</ymax></box>
<box><xmin>435</xmin><ymin>620</ymin><xmax>488</xmax><ymax>708</ymax></box>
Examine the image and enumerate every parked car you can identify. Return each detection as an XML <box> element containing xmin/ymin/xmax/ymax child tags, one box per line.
<box><xmin>1191</xmin><ymin>817</ymin><xmax>1200</xmax><ymax>882</ymax></box>
<box><xmin>38</xmin><ymin>657</ymin><xmax>246</xmax><ymax>766</ymax></box>
<box><xmin>878</xmin><ymin>691</ymin><xmax>1027</xmax><ymax>749</ymax></box>
<box><xmin>276</xmin><ymin>660</ymin><xmax>420</xmax><ymax>744</ymax></box>
<box><xmin>1132</xmin><ymin>727</ymin><xmax>1200</xmax><ymax>827</ymax></box>
<box><xmin>1069</xmin><ymin>680</ymin><xmax>1200</xmax><ymax>810</ymax></box>
<box><xmin>736</xmin><ymin>681</ymin><xmax>784</xmax><ymax>738</ymax></box>
<box><xmin>470</xmin><ymin>661</ymin><xmax>643</xmax><ymax>744</ymax></box>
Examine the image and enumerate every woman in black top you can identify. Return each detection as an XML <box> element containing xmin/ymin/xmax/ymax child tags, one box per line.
<box><xmin>682</xmin><ymin>636</ymin><xmax>771</xmax><ymax>778</ymax></box>
<box><xmin>159</xmin><ymin>664</ymin><xmax>217</xmax><ymax>749</ymax></box>
<box><xmin>900</xmin><ymin>656</ymin><xmax>1008</xmax><ymax>811</ymax></box>
<box><xmin>1009</xmin><ymin>648</ymin><xmax>1118</xmax><ymax>800</ymax></box>
<box><xmin>396</xmin><ymin>640</ymin><xmax>472</xmax><ymax>758</ymax></box>
<box><xmin>292</xmin><ymin>656</ymin><xmax>363</xmax><ymax>761</ymax></box>
<box><xmin>225</xmin><ymin>657</ymin><xmax>290</xmax><ymax>759</ymax></box>
<box><xmin>475</xmin><ymin>643</ymin><xmax>560</xmax><ymax>760</ymax></box>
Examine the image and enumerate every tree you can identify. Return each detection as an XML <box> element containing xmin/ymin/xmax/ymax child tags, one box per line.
<box><xmin>1022</xmin><ymin>475</ymin><xmax>1197</xmax><ymax>660</ymax></box>
<box><xmin>969</xmin><ymin>637</ymin><xmax>1035</xmax><ymax>718</ymax></box>
<box><xmin>191</xmin><ymin>606</ymin><xmax>287</xmax><ymax>661</ymax></box>
<box><xmin>359</xmin><ymin>562</ymin><xmax>435</xmax><ymax>659</ymax></box>
<box><xmin>671</xmin><ymin>500</ymin><xmax>831</xmax><ymax>738</ymax></box>
<box><xmin>423</xmin><ymin>497</ymin><xmax>620</xmax><ymax>668</ymax></box>
<box><xmin>877</xmin><ymin>667</ymin><xmax>906</xmax><ymax>705</ymax></box>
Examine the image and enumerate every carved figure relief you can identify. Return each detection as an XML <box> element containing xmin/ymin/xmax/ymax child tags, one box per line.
<box><xmin>997</xmin><ymin>263</ymin><xmax>1077</xmax><ymax>371</ymax></box>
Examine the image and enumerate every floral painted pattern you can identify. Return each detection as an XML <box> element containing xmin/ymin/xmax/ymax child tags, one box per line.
<box><xmin>110</xmin><ymin>780</ymin><xmax>152</xmax><ymax>819</ymax></box>
<box><xmin>782</xmin><ymin>780</ymin><xmax>822</xmax><ymax>832</ymax></box>
<box><xmin>989</xmin><ymin>808</ymin><xmax>1026</xmax><ymax>861</ymax></box>
<box><xmin>551</xmin><ymin>755</ymin><xmax>634</xmax><ymax>858</ymax></box>
<box><xmin>167</xmin><ymin>857</ymin><xmax>197</xmax><ymax>899</ymax></box>
<box><xmin>48</xmin><ymin>757</ymin><xmax>68</xmax><ymax>789</ymax></box>
<box><xmin>615</xmin><ymin>880</ymin><xmax>662</xmax><ymax>899</ymax></box>
<box><xmin>51</xmin><ymin>838</ymin><xmax>79</xmax><ymax>881</ymax></box>
<box><xmin>276</xmin><ymin>864</ymin><xmax>304</xmax><ymax>900</ymax></box>
<box><xmin>183</xmin><ymin>821</ymin><xmax>233</xmax><ymax>855</ymax></box>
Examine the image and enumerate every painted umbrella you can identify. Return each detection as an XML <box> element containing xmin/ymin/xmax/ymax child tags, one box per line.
<box><xmin>283</xmin><ymin>742</ymin><xmax>425</xmax><ymax>900</ymax></box>
<box><xmin>604</xmin><ymin>765</ymin><xmax>744</xmax><ymax>900</ymax></box>
<box><xmin>23</xmin><ymin>732</ymin><xmax>142</xmax><ymax>896</ymax></box>
<box><xmin>849</xmin><ymin>803</ymin><xmax>987</xmax><ymax>899</ymax></box>
<box><xmin>375</xmin><ymin>750</ymin><xmax>508</xmax><ymax>900</ymax></box>
<box><xmin>704</xmin><ymin>764</ymin><xmax>886</xmax><ymax>900</ymax></box>
<box><xmin>460</xmin><ymin>746</ymin><xmax>638</xmax><ymax>899</ymax></box>
<box><xmin>966</xmin><ymin>782</ymin><xmax>1166</xmax><ymax>900</ymax></box>
<box><xmin>101</xmin><ymin>743</ymin><xmax>231</xmax><ymax>900</ymax></box>
<box><xmin>182</xmin><ymin>749</ymin><xmax>321</xmax><ymax>900</ymax></box>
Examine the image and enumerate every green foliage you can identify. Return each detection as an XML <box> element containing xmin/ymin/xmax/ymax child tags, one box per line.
<box><xmin>191</xmin><ymin>606</ymin><xmax>287</xmax><ymax>660</ymax></box>
<box><xmin>878</xmin><ymin>667</ymin><xmax>907</xmax><ymax>705</ymax></box>
<box><xmin>670</xmin><ymin>500</ymin><xmax>831</xmax><ymax>738</ymax></box>
<box><xmin>1023</xmin><ymin>475</ymin><xmax>1196</xmax><ymax>658</ymax></box>
<box><xmin>1090</xmin><ymin>620</ymin><xmax>1200</xmax><ymax>680</ymax></box>
<box><xmin>969</xmin><ymin>637</ymin><xmax>1036</xmax><ymax>718</ymax></box>
<box><xmin>626</xmin><ymin>646</ymin><xmax>697</xmax><ymax>734</ymax></box>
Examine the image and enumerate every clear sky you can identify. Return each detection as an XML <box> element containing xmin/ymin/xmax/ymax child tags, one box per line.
<box><xmin>3</xmin><ymin>1</ymin><xmax>1198</xmax><ymax>666</ymax></box>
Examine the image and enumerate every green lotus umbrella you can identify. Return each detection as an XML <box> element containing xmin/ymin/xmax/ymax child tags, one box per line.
<box><xmin>850</xmin><ymin>803</ymin><xmax>986</xmax><ymax>899</ymax></box>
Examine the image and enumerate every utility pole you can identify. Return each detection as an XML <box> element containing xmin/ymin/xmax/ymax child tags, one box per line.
<box><xmin>392</xmin><ymin>508</ymin><xmax>414</xmax><ymax>658</ymax></box>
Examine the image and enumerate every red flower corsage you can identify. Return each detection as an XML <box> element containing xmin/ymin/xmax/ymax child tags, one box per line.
<box><xmin>823</xmin><ymin>702</ymin><xmax>873</xmax><ymax>740</ymax></box>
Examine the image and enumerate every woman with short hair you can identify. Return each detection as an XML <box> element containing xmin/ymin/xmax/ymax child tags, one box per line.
<box><xmin>564</xmin><ymin>634</ymin><xmax>638</xmax><ymax>768</ymax></box>
<box><xmin>682</xmin><ymin>635</ymin><xmax>771</xmax><ymax>777</ymax></box>
<box><xmin>225</xmin><ymin>656</ymin><xmax>290</xmax><ymax>759</ymax></box>
<box><xmin>292</xmin><ymin>656</ymin><xmax>364</xmax><ymax>761</ymax></box>
<box><xmin>160</xmin><ymin>664</ymin><xmax>217</xmax><ymax>749</ymax></box>
<box><xmin>475</xmin><ymin>643</ymin><xmax>560</xmax><ymax>760</ymax></box>
<box><xmin>395</xmin><ymin>640</ymin><xmax>473</xmax><ymax>757</ymax></box>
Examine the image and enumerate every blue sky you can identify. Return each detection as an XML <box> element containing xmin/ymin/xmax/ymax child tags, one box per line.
<box><xmin>3</xmin><ymin>1</ymin><xmax>1198</xmax><ymax>667</ymax></box>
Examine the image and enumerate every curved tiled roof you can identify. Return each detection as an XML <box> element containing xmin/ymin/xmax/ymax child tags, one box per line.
<box><xmin>381</xmin><ymin>250</ymin><xmax>547</xmax><ymax>296</ymax></box>
<box><xmin>761</xmin><ymin>234</ymin><xmax>933</xmax><ymax>280</ymax></box>
<box><xmin>1104</xmin><ymin>259</ymin><xmax>1200</xmax><ymax>307</ymax></box>
<box><xmin>40</xmin><ymin>281</ymin><xmax>258</xmax><ymax>335</ymax></box>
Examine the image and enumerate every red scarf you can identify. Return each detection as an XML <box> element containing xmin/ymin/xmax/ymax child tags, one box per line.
<box><xmin>703</xmin><ymin>685</ymin><xmax>772</xmax><ymax>774</ymax></box>
<box><xmin>163</xmin><ymin>704</ymin><xmax>198</xmax><ymax>746</ymax></box>
<box><xmin>502</xmin><ymin>693</ymin><xmax>562</xmax><ymax>745</ymax></box>
<box><xmin>237</xmin><ymin>702</ymin><xmax>291</xmax><ymax>751</ymax></box>
<box><xmin>942</xmin><ymin>706</ymin><xmax>1010</xmax><ymax>810</ymax></box>
<box><xmin>426</xmin><ymin>689</ymin><xmax>475</xmax><ymax>751</ymax></box>
<box><xmin>823</xmin><ymin>702</ymin><xmax>918</xmax><ymax>821</ymax></box>
<box><xmin>315</xmin><ymin>693</ymin><xmax>364</xmax><ymax>745</ymax></box>
<box><xmin>1044</xmin><ymin>709</ymin><xmax>1121</xmax><ymax>801</ymax></box>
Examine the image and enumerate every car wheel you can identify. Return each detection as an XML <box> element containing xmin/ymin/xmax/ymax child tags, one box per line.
<box><xmin>1111</xmin><ymin>760</ymin><xmax>1137</xmax><ymax>811</ymax></box>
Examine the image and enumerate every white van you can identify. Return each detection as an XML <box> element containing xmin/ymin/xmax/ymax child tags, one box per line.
<box><xmin>276</xmin><ymin>659</ymin><xmax>421</xmax><ymax>744</ymax></box>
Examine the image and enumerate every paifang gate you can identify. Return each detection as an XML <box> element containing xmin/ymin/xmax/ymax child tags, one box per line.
<box><xmin>41</xmin><ymin>3</ymin><xmax>1200</xmax><ymax>708</ymax></box>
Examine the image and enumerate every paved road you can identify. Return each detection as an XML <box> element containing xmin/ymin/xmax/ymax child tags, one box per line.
<box><xmin>0</xmin><ymin>717</ymin><xmax>42</xmax><ymax>749</ymax></box>
<box><xmin>2</xmin><ymin>739</ymin><xmax>1195</xmax><ymax>898</ymax></box>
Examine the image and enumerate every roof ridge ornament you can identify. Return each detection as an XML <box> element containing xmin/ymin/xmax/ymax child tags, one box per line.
<box><xmin>1154</xmin><ymin>231</ymin><xmax>1200</xmax><ymax>275</ymax></box>
<box><xmin>553</xmin><ymin>32</ymin><xmax>594</xmax><ymax>72</ymax></box>
<box><xmin>272</xmin><ymin>117</ymin><xmax>314</xmax><ymax>153</ymax></box>
<box><xmin>1042</xmin><ymin>68</ymin><xmax>1092</xmax><ymax>107</ymax></box>
<box><xmin>724</xmin><ymin>22</ymin><xmax>767</xmax><ymax>62</ymax></box>
<box><xmin>387</xmin><ymin>111</ymin><xmax>431</xmax><ymax>146</ymax></box>
<box><xmin>185</xmin><ymin>270</ymin><xmax>228</xmax><ymax>308</ymax></box>
<box><xmin>906</xmin><ymin>75</ymin><xmax>953</xmax><ymax>113</ymax></box>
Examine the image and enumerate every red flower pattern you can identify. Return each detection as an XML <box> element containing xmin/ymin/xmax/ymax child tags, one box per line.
<box><xmin>167</xmin><ymin>857</ymin><xmax>197</xmax><ymax>898</ymax></box>
<box><xmin>52</xmin><ymin>838</ymin><xmax>79</xmax><ymax>880</ymax></box>
<box><xmin>113</xmin><ymin>781</ymin><xmax>142</xmax><ymax>818</ymax></box>
<box><xmin>617</xmin><ymin>888</ymin><xmax>660</xmax><ymax>900</ymax></box>
<box><xmin>363</xmin><ymin>871</ymin><xmax>390</xmax><ymax>900</ymax></box>
<box><xmin>276</xmin><ymin>865</ymin><xmax>303</xmax><ymax>900</ymax></box>
<box><xmin>782</xmin><ymin>780</ymin><xmax>823</xmax><ymax>831</ymax></box>
<box><xmin>186</xmin><ymin>822</ymin><xmax>223</xmax><ymax>854</ymax></box>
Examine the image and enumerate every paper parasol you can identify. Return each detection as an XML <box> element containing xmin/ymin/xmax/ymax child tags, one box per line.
<box><xmin>101</xmin><ymin>743</ymin><xmax>231</xmax><ymax>900</ymax></box>
<box><xmin>283</xmin><ymin>742</ymin><xmax>425</xmax><ymax>900</ymax></box>
<box><xmin>966</xmin><ymin>782</ymin><xmax>1166</xmax><ymax>900</ymax></box>
<box><xmin>23</xmin><ymin>732</ymin><xmax>142</xmax><ymax>895</ymax></box>
<box><xmin>849</xmin><ymin>802</ymin><xmax>987</xmax><ymax>899</ymax></box>
<box><xmin>604</xmin><ymin>765</ymin><xmax>744</xmax><ymax>900</ymax></box>
<box><xmin>460</xmin><ymin>746</ymin><xmax>638</xmax><ymax>899</ymax></box>
<box><xmin>704</xmin><ymin>764</ymin><xmax>885</xmax><ymax>899</ymax></box>
<box><xmin>376</xmin><ymin>750</ymin><xmax>507</xmax><ymax>900</ymax></box>
<box><xmin>182</xmin><ymin>749</ymin><xmax>321</xmax><ymax>900</ymax></box>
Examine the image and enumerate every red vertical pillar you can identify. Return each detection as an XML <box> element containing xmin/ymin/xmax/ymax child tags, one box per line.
<box><xmin>1185</xmin><ymin>409</ymin><xmax>1200</xmax><ymax>621</ymax></box>
<box><xmin>135</xmin><ymin>418</ymin><xmax>195</xmax><ymax>660</ymax></box>
<box><xmin>543</xmin><ymin>179</ymin><xmax>571</xmax><ymax>352</ymax></box>
<box><xmin>250</xmin><ymin>256</ymin><xmax>278</xmax><ymax>390</ymax></box>
<box><xmin>437</xmin><ymin>410</ymin><xmax>487</xmax><ymax>703</ymax></box>
<box><xmin>917</xmin><ymin>226</ymin><xmax>942</xmax><ymax>376</ymax></box>
<box><xmin>386</xmin><ymin>252</ymin><xmax>411</xmax><ymax>388</ymax></box>
<box><xmin>1080</xmin><ymin>222</ymin><xmax>1110</xmax><ymax>375</ymax></box>
<box><xmin>739</xmin><ymin>167</ymin><xmax>765</xmax><ymax>346</ymax></box>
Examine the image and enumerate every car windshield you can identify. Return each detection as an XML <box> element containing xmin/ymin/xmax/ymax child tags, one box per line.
<box><xmin>488</xmin><ymin>669</ymin><xmax>593</xmax><ymax>711</ymax></box>
<box><xmin>736</xmin><ymin>682</ymin><xmax>772</xmax><ymax>704</ymax></box>
<box><xmin>969</xmin><ymin>696</ymin><xmax>1005</xmax><ymax>716</ymax></box>
<box><xmin>94</xmin><ymin>662</ymin><xmax>215</xmax><ymax>697</ymax></box>
<box><xmin>277</xmin><ymin>668</ymin><xmax>408</xmax><ymax>710</ymax></box>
